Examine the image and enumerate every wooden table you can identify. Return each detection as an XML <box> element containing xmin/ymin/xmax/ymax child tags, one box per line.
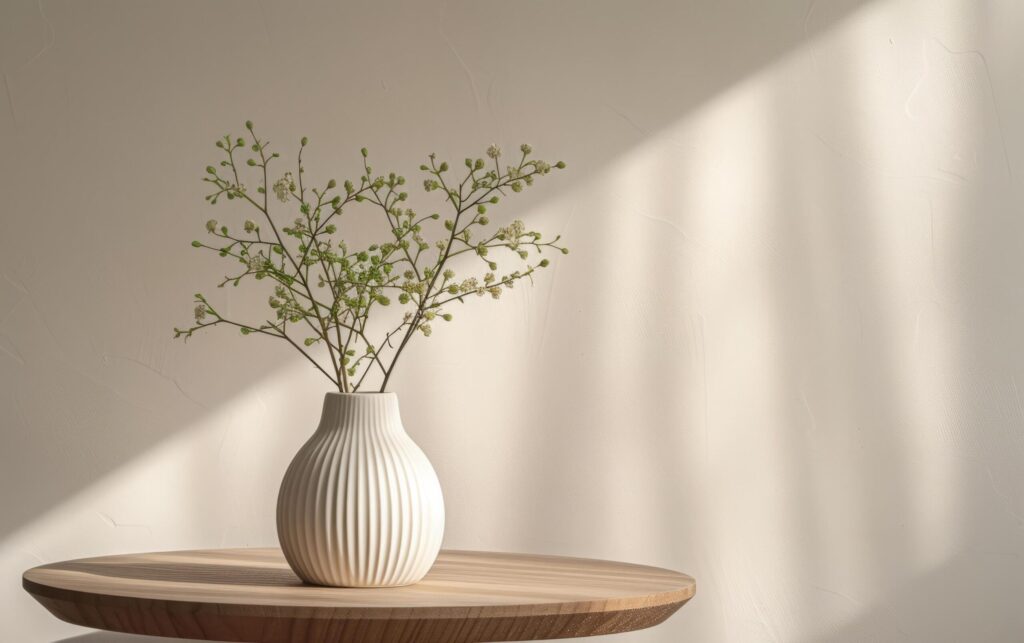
<box><xmin>23</xmin><ymin>548</ymin><xmax>694</xmax><ymax>642</ymax></box>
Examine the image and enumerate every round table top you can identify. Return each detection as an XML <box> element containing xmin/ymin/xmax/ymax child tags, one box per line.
<box><xmin>23</xmin><ymin>548</ymin><xmax>695</xmax><ymax>643</ymax></box>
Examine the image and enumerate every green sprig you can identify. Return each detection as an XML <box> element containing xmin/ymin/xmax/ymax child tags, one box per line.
<box><xmin>177</xmin><ymin>123</ymin><xmax>569</xmax><ymax>392</ymax></box>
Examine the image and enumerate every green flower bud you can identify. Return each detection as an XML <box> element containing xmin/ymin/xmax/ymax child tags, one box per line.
<box><xmin>240</xmin><ymin>327</ymin><xmax>252</xmax><ymax>335</ymax></box>
<box><xmin>477</xmin><ymin>204</ymin><xmax>486</xmax><ymax>214</ymax></box>
<box><xmin>324</xmin><ymin>224</ymin><xmax>337</xmax><ymax>234</ymax></box>
<box><xmin>245</xmin><ymin>120</ymin><xmax>253</xmax><ymax>129</ymax></box>
<box><xmin>191</xmin><ymin>240</ymin><xmax>202</xmax><ymax>247</ymax></box>
<box><xmin>539</xmin><ymin>258</ymin><xmax>550</xmax><ymax>267</ymax></box>
<box><xmin>215</xmin><ymin>140</ymin><xmax>224</xmax><ymax>149</ymax></box>
<box><xmin>398</xmin><ymin>293</ymin><xmax>410</xmax><ymax>304</ymax></box>
<box><xmin>206</xmin><ymin>166</ymin><xmax>216</xmax><ymax>174</ymax></box>
<box><xmin>474</xmin><ymin>158</ymin><xmax>485</xmax><ymax>170</ymax></box>
<box><xmin>301</xmin><ymin>136</ymin><xmax>309</xmax><ymax>146</ymax></box>
<box><xmin>439</xmin><ymin>162</ymin><xmax>449</xmax><ymax>172</ymax></box>
<box><xmin>442</xmin><ymin>314</ymin><xmax>453</xmax><ymax>321</ymax></box>
<box><xmin>361</xmin><ymin>147</ymin><xmax>368</xmax><ymax>157</ymax></box>
<box><xmin>561</xmin><ymin>247</ymin><xmax>569</xmax><ymax>254</ymax></box>
<box><xmin>247</xmin><ymin>159</ymin><xmax>256</xmax><ymax>166</ymax></box>
<box><xmin>555</xmin><ymin>161</ymin><xmax>566</xmax><ymax>169</ymax></box>
<box><xmin>327</xmin><ymin>179</ymin><xmax>337</xmax><ymax>189</ymax></box>
<box><xmin>304</xmin><ymin>337</ymin><xmax>317</xmax><ymax>346</ymax></box>
<box><xmin>488</xmin><ymin>262</ymin><xmax>497</xmax><ymax>270</ymax></box>
<box><xmin>420</xmin><ymin>164</ymin><xmax>429</xmax><ymax>171</ymax></box>
<box><xmin>478</xmin><ymin>216</ymin><xmax>489</xmax><ymax>225</ymax></box>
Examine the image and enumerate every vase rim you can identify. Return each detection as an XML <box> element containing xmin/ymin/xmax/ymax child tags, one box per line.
<box><xmin>324</xmin><ymin>391</ymin><xmax>397</xmax><ymax>397</ymax></box>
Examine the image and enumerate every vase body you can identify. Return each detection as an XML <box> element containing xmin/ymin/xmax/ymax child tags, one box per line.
<box><xmin>276</xmin><ymin>392</ymin><xmax>444</xmax><ymax>587</ymax></box>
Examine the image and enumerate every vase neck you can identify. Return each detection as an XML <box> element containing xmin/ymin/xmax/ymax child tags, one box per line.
<box><xmin>317</xmin><ymin>393</ymin><xmax>403</xmax><ymax>436</ymax></box>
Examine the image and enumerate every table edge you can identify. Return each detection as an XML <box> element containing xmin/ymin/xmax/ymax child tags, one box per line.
<box><xmin>22</xmin><ymin>548</ymin><xmax>697</xmax><ymax>620</ymax></box>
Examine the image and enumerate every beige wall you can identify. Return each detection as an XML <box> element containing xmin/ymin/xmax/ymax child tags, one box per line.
<box><xmin>3</xmin><ymin>0</ymin><xmax>1024</xmax><ymax>641</ymax></box>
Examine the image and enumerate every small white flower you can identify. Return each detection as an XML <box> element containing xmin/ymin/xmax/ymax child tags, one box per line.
<box><xmin>486</xmin><ymin>144</ymin><xmax>501</xmax><ymax>159</ymax></box>
<box><xmin>244</xmin><ymin>219</ymin><xmax>257</xmax><ymax>233</ymax></box>
<box><xmin>272</xmin><ymin>172</ymin><xmax>295</xmax><ymax>202</ymax></box>
<box><xmin>205</xmin><ymin>219</ymin><xmax>218</xmax><ymax>233</ymax></box>
<box><xmin>194</xmin><ymin>304</ymin><xmax>207</xmax><ymax>322</ymax></box>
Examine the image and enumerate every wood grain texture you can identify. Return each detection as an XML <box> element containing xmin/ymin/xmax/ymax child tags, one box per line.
<box><xmin>23</xmin><ymin>548</ymin><xmax>694</xmax><ymax>642</ymax></box>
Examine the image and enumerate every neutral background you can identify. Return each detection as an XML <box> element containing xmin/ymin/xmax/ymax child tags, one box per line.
<box><xmin>3</xmin><ymin>0</ymin><xmax>1024</xmax><ymax>641</ymax></box>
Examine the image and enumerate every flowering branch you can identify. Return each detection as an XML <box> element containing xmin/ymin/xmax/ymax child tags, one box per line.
<box><xmin>175</xmin><ymin>123</ymin><xmax>568</xmax><ymax>392</ymax></box>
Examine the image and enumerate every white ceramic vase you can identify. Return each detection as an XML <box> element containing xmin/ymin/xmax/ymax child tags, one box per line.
<box><xmin>276</xmin><ymin>392</ymin><xmax>444</xmax><ymax>587</ymax></box>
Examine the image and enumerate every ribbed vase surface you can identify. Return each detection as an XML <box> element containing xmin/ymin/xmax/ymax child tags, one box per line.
<box><xmin>276</xmin><ymin>392</ymin><xmax>444</xmax><ymax>587</ymax></box>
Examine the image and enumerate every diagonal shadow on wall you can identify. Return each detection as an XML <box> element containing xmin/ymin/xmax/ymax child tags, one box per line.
<box><xmin>0</xmin><ymin>0</ymin><xmax>876</xmax><ymax>546</ymax></box>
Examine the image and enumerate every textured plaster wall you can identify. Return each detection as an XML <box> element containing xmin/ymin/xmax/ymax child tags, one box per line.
<box><xmin>3</xmin><ymin>1</ymin><xmax>1024</xmax><ymax>641</ymax></box>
